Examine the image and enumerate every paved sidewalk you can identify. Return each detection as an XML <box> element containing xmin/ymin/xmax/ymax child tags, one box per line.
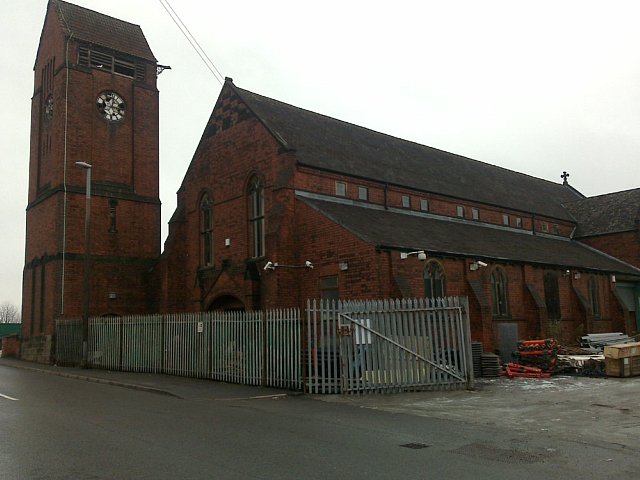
<box><xmin>0</xmin><ymin>357</ymin><xmax>296</xmax><ymax>401</ymax></box>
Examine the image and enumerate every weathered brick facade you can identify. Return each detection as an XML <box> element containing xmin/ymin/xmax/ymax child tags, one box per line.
<box><xmin>22</xmin><ymin>2</ymin><xmax>640</xmax><ymax>364</ymax></box>
<box><xmin>151</xmin><ymin>80</ymin><xmax>640</xmax><ymax>356</ymax></box>
<box><xmin>21</xmin><ymin>1</ymin><xmax>160</xmax><ymax>361</ymax></box>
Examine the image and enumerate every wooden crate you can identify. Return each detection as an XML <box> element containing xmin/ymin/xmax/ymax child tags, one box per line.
<box><xmin>605</xmin><ymin>356</ymin><xmax>640</xmax><ymax>378</ymax></box>
<box><xmin>604</xmin><ymin>342</ymin><xmax>640</xmax><ymax>359</ymax></box>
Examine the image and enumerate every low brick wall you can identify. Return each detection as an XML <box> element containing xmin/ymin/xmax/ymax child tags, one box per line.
<box><xmin>1</xmin><ymin>335</ymin><xmax>21</xmax><ymax>358</ymax></box>
<box><xmin>19</xmin><ymin>335</ymin><xmax>53</xmax><ymax>364</ymax></box>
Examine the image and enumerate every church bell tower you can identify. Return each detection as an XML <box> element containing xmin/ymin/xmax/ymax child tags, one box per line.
<box><xmin>22</xmin><ymin>0</ymin><xmax>161</xmax><ymax>361</ymax></box>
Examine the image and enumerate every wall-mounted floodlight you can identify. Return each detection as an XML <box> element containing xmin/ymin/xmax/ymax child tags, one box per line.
<box><xmin>469</xmin><ymin>260</ymin><xmax>488</xmax><ymax>271</ymax></box>
<box><xmin>263</xmin><ymin>260</ymin><xmax>314</xmax><ymax>271</ymax></box>
<box><xmin>400</xmin><ymin>250</ymin><xmax>426</xmax><ymax>261</ymax></box>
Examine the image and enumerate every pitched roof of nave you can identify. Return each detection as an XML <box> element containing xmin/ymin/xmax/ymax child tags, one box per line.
<box><xmin>298</xmin><ymin>193</ymin><xmax>640</xmax><ymax>276</ymax></box>
<box><xmin>228</xmin><ymin>80</ymin><xmax>583</xmax><ymax>222</ymax></box>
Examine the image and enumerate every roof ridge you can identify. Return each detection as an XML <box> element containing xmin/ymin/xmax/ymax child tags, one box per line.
<box><xmin>232</xmin><ymin>84</ymin><xmax>580</xmax><ymax>194</ymax></box>
<box><xmin>571</xmin><ymin>187</ymin><xmax>640</xmax><ymax>203</ymax></box>
<box><xmin>55</xmin><ymin>0</ymin><xmax>144</xmax><ymax>31</ymax></box>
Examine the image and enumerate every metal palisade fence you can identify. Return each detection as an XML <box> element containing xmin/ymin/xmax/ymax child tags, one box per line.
<box><xmin>306</xmin><ymin>297</ymin><xmax>473</xmax><ymax>394</ymax></box>
<box><xmin>56</xmin><ymin>297</ymin><xmax>472</xmax><ymax>394</ymax></box>
<box><xmin>56</xmin><ymin>309</ymin><xmax>302</xmax><ymax>390</ymax></box>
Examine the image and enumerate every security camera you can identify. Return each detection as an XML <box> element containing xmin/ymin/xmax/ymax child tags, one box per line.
<box><xmin>263</xmin><ymin>261</ymin><xmax>275</xmax><ymax>271</ymax></box>
<box><xmin>304</xmin><ymin>261</ymin><xmax>314</xmax><ymax>269</ymax></box>
<box><xmin>477</xmin><ymin>261</ymin><xmax>488</xmax><ymax>268</ymax></box>
<box><xmin>417</xmin><ymin>251</ymin><xmax>427</xmax><ymax>261</ymax></box>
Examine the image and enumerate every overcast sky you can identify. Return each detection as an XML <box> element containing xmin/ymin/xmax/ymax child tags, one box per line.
<box><xmin>2</xmin><ymin>0</ymin><xmax>639</xmax><ymax>311</ymax></box>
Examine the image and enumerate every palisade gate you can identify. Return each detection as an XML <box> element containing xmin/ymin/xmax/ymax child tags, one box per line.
<box><xmin>55</xmin><ymin>297</ymin><xmax>473</xmax><ymax>394</ymax></box>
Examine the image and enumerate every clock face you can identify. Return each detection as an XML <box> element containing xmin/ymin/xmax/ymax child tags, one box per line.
<box><xmin>44</xmin><ymin>95</ymin><xmax>54</xmax><ymax>120</ymax></box>
<box><xmin>96</xmin><ymin>91</ymin><xmax>126</xmax><ymax>122</ymax></box>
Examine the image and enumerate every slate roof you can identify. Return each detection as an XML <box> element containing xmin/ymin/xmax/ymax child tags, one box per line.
<box><xmin>564</xmin><ymin>188</ymin><xmax>640</xmax><ymax>238</ymax></box>
<box><xmin>53</xmin><ymin>0</ymin><xmax>156</xmax><ymax>61</ymax></box>
<box><xmin>298</xmin><ymin>194</ymin><xmax>640</xmax><ymax>276</ymax></box>
<box><xmin>233</xmin><ymin>83</ymin><xmax>582</xmax><ymax>221</ymax></box>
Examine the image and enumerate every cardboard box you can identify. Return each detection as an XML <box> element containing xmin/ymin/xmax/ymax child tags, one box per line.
<box><xmin>603</xmin><ymin>342</ymin><xmax>640</xmax><ymax>360</ymax></box>
<box><xmin>605</xmin><ymin>356</ymin><xmax>640</xmax><ymax>378</ymax></box>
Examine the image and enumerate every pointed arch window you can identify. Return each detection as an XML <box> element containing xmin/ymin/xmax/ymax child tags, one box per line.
<box><xmin>424</xmin><ymin>261</ymin><xmax>446</xmax><ymax>299</ymax></box>
<box><xmin>589</xmin><ymin>276</ymin><xmax>601</xmax><ymax>318</ymax></box>
<box><xmin>543</xmin><ymin>271</ymin><xmax>561</xmax><ymax>319</ymax></box>
<box><xmin>491</xmin><ymin>267</ymin><xmax>509</xmax><ymax>317</ymax></box>
<box><xmin>248</xmin><ymin>177</ymin><xmax>265</xmax><ymax>258</ymax></box>
<box><xmin>200</xmin><ymin>193</ymin><xmax>214</xmax><ymax>266</ymax></box>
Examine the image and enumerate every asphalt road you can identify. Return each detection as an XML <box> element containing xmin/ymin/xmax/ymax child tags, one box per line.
<box><xmin>1</xmin><ymin>365</ymin><xmax>638</xmax><ymax>479</ymax></box>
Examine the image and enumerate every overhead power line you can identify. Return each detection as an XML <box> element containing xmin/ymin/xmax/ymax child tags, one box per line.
<box><xmin>158</xmin><ymin>0</ymin><xmax>225</xmax><ymax>85</ymax></box>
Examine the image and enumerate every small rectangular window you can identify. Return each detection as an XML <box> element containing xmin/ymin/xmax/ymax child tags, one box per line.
<box><xmin>553</xmin><ymin>224</ymin><xmax>560</xmax><ymax>235</ymax></box>
<box><xmin>472</xmin><ymin>208</ymin><xmax>480</xmax><ymax>220</ymax></box>
<box><xmin>503</xmin><ymin>214</ymin><xmax>510</xmax><ymax>226</ymax></box>
<box><xmin>542</xmin><ymin>222</ymin><xmax>549</xmax><ymax>233</ymax></box>
<box><xmin>516</xmin><ymin>217</ymin><xmax>523</xmax><ymax>228</ymax></box>
<box><xmin>402</xmin><ymin>195</ymin><xmax>411</xmax><ymax>208</ymax></box>
<box><xmin>335</xmin><ymin>181</ymin><xmax>346</xmax><ymax>196</ymax></box>
<box><xmin>456</xmin><ymin>205</ymin><xmax>465</xmax><ymax>218</ymax></box>
<box><xmin>108</xmin><ymin>199</ymin><xmax>118</xmax><ymax>233</ymax></box>
<box><xmin>358</xmin><ymin>186</ymin><xmax>368</xmax><ymax>201</ymax></box>
<box><xmin>420</xmin><ymin>199</ymin><xmax>429</xmax><ymax>212</ymax></box>
<box><xmin>320</xmin><ymin>275</ymin><xmax>339</xmax><ymax>302</ymax></box>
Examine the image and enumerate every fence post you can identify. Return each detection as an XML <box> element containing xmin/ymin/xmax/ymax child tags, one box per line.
<box><xmin>119</xmin><ymin>316</ymin><xmax>124</xmax><ymax>370</ymax></box>
<box><xmin>161</xmin><ymin>314</ymin><xmax>166</xmax><ymax>375</ymax></box>
<box><xmin>461</xmin><ymin>297</ymin><xmax>474</xmax><ymax>390</ymax></box>
<box><xmin>261</xmin><ymin>311</ymin><xmax>267</xmax><ymax>387</ymax></box>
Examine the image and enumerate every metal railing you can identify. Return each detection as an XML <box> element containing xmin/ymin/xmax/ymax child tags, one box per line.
<box><xmin>306</xmin><ymin>297</ymin><xmax>472</xmax><ymax>394</ymax></box>
<box><xmin>56</xmin><ymin>309</ymin><xmax>302</xmax><ymax>390</ymax></box>
<box><xmin>56</xmin><ymin>297</ymin><xmax>471</xmax><ymax>394</ymax></box>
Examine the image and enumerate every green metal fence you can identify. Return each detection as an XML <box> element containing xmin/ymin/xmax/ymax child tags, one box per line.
<box><xmin>56</xmin><ymin>309</ymin><xmax>302</xmax><ymax>390</ymax></box>
<box><xmin>56</xmin><ymin>297</ymin><xmax>470</xmax><ymax>394</ymax></box>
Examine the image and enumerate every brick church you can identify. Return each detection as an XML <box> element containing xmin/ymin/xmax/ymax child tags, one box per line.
<box><xmin>22</xmin><ymin>0</ymin><xmax>640</xmax><ymax>362</ymax></box>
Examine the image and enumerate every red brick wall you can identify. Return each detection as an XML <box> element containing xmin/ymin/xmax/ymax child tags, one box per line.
<box><xmin>1</xmin><ymin>336</ymin><xmax>21</xmax><ymax>358</ymax></box>
<box><xmin>579</xmin><ymin>231</ymin><xmax>640</xmax><ymax>269</ymax></box>
<box><xmin>151</xmin><ymin>84</ymin><xmax>298</xmax><ymax>312</ymax></box>
<box><xmin>23</xmin><ymin>5</ymin><xmax>160</xmax><ymax>347</ymax></box>
<box><xmin>152</xmin><ymin>82</ymin><xmax>628</xmax><ymax>355</ymax></box>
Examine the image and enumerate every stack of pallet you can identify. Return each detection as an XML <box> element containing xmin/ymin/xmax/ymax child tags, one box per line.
<box><xmin>512</xmin><ymin>339</ymin><xmax>558</xmax><ymax>373</ymax></box>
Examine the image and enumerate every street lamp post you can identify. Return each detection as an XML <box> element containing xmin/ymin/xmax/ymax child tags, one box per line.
<box><xmin>75</xmin><ymin>161</ymin><xmax>92</xmax><ymax>368</ymax></box>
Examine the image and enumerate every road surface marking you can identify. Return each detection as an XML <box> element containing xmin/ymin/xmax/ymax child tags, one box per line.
<box><xmin>0</xmin><ymin>393</ymin><xmax>19</xmax><ymax>401</ymax></box>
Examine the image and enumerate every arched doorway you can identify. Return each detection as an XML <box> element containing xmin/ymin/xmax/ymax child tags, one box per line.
<box><xmin>208</xmin><ymin>295</ymin><xmax>246</xmax><ymax>312</ymax></box>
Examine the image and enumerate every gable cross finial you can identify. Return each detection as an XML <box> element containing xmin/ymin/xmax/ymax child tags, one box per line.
<box><xmin>561</xmin><ymin>171</ymin><xmax>570</xmax><ymax>185</ymax></box>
